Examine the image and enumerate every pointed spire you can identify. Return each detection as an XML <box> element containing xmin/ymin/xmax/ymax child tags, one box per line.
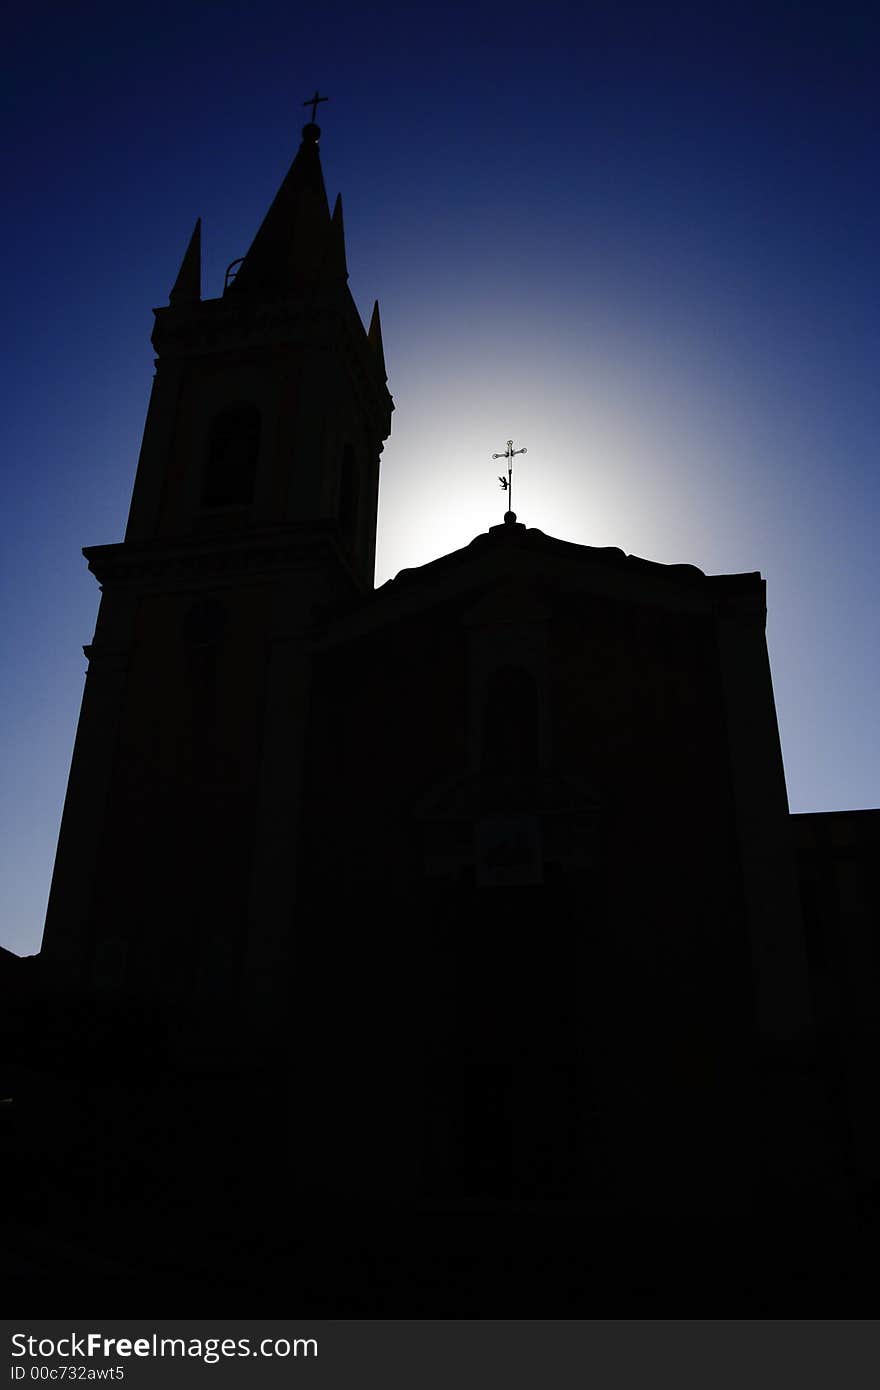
<box><xmin>229</xmin><ymin>123</ymin><xmax>333</xmax><ymax>295</ymax></box>
<box><xmin>367</xmin><ymin>300</ymin><xmax>387</xmax><ymax>381</ymax></box>
<box><xmin>322</xmin><ymin>193</ymin><xmax>348</xmax><ymax>282</ymax></box>
<box><xmin>169</xmin><ymin>218</ymin><xmax>201</xmax><ymax>304</ymax></box>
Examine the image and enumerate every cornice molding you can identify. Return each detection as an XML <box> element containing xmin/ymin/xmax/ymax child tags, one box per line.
<box><xmin>83</xmin><ymin>523</ymin><xmax>364</xmax><ymax>593</ymax></box>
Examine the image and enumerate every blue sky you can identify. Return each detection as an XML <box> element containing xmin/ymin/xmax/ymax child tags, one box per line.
<box><xmin>3</xmin><ymin>0</ymin><xmax>878</xmax><ymax>955</ymax></box>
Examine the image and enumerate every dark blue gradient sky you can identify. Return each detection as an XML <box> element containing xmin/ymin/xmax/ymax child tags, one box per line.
<box><xmin>3</xmin><ymin>1</ymin><xmax>878</xmax><ymax>955</ymax></box>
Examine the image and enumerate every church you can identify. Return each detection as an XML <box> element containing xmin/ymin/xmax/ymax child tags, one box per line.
<box><xmin>13</xmin><ymin>112</ymin><xmax>880</xmax><ymax>1310</ymax></box>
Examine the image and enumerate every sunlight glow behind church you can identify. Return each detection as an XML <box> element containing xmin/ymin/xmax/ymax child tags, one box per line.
<box><xmin>373</xmin><ymin>340</ymin><xmax>752</xmax><ymax>587</ymax></box>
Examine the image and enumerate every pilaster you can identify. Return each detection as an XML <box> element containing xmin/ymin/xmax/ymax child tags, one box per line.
<box><xmin>41</xmin><ymin>590</ymin><xmax>138</xmax><ymax>984</ymax></box>
<box><xmin>713</xmin><ymin>578</ymin><xmax>813</xmax><ymax>1039</ymax></box>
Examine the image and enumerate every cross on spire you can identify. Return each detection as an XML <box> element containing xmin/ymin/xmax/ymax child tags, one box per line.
<box><xmin>303</xmin><ymin>89</ymin><xmax>329</xmax><ymax>124</ymax></box>
<box><xmin>492</xmin><ymin>438</ymin><xmax>527</xmax><ymax>521</ymax></box>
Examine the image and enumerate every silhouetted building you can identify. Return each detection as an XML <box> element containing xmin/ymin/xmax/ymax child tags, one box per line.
<box><xmin>11</xmin><ymin>120</ymin><xmax>880</xmax><ymax>1311</ymax></box>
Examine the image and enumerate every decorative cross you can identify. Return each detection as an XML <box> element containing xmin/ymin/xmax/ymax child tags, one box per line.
<box><xmin>303</xmin><ymin>90</ymin><xmax>329</xmax><ymax>123</ymax></box>
<box><xmin>492</xmin><ymin>439</ymin><xmax>527</xmax><ymax>518</ymax></box>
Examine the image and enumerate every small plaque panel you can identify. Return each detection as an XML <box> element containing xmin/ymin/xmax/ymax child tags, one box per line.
<box><xmin>475</xmin><ymin>814</ymin><xmax>543</xmax><ymax>886</ymax></box>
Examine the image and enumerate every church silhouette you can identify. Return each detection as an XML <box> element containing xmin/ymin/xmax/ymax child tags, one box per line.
<box><xmin>4</xmin><ymin>115</ymin><xmax>879</xmax><ymax>1313</ymax></box>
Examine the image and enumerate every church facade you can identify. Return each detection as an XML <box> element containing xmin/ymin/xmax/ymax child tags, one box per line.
<box><xmin>25</xmin><ymin>118</ymin><xmax>879</xmax><ymax>1305</ymax></box>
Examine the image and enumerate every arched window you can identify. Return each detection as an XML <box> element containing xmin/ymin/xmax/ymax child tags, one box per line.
<box><xmin>202</xmin><ymin>405</ymin><xmax>260</xmax><ymax>508</ymax></box>
<box><xmin>339</xmin><ymin>443</ymin><xmax>360</xmax><ymax>552</ymax></box>
<box><xmin>482</xmin><ymin>665</ymin><xmax>540</xmax><ymax>773</ymax></box>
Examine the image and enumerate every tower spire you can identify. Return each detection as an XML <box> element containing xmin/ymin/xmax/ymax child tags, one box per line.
<box><xmin>228</xmin><ymin>121</ymin><xmax>332</xmax><ymax>295</ymax></box>
<box><xmin>324</xmin><ymin>193</ymin><xmax>349</xmax><ymax>282</ymax></box>
<box><xmin>169</xmin><ymin>217</ymin><xmax>201</xmax><ymax>304</ymax></box>
<box><xmin>368</xmin><ymin>300</ymin><xmax>387</xmax><ymax>381</ymax></box>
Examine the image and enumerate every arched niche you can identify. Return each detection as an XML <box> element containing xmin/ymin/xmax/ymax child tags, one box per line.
<box><xmin>202</xmin><ymin>405</ymin><xmax>261</xmax><ymax>508</ymax></box>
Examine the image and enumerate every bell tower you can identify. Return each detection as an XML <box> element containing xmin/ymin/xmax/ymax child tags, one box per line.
<box><xmin>125</xmin><ymin>118</ymin><xmax>390</xmax><ymax>581</ymax></box>
<box><xmin>41</xmin><ymin>118</ymin><xmax>393</xmax><ymax>1023</ymax></box>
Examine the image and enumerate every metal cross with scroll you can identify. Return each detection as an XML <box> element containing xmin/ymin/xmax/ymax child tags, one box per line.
<box><xmin>492</xmin><ymin>439</ymin><xmax>527</xmax><ymax>518</ymax></box>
